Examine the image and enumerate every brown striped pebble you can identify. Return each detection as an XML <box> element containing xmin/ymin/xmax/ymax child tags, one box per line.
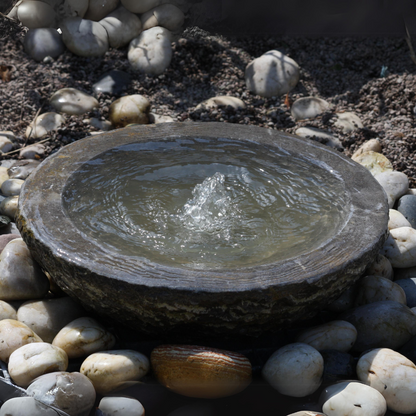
<box><xmin>151</xmin><ymin>344</ymin><xmax>252</xmax><ymax>398</ymax></box>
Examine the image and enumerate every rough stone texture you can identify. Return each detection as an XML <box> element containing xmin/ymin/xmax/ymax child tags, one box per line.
<box><xmin>16</xmin><ymin>123</ymin><xmax>388</xmax><ymax>337</ymax></box>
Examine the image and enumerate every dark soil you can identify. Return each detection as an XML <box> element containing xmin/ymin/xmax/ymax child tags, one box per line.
<box><xmin>1</xmin><ymin>24</ymin><xmax>416</xmax><ymax>185</ymax></box>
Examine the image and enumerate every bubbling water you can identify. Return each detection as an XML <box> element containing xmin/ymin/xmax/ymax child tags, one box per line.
<box><xmin>63</xmin><ymin>138</ymin><xmax>350</xmax><ymax>269</ymax></box>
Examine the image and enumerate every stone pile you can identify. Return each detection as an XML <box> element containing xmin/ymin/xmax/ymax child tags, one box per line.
<box><xmin>0</xmin><ymin>139</ymin><xmax>416</xmax><ymax>415</ymax></box>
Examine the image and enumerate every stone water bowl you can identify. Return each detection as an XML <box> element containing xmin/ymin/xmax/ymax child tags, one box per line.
<box><xmin>16</xmin><ymin>123</ymin><xmax>388</xmax><ymax>337</ymax></box>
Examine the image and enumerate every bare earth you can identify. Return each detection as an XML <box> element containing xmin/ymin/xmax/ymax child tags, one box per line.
<box><xmin>0</xmin><ymin>25</ymin><xmax>416</xmax><ymax>186</ymax></box>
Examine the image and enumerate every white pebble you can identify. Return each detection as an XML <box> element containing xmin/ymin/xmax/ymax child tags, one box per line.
<box><xmin>25</xmin><ymin>112</ymin><xmax>65</xmax><ymax>139</ymax></box>
<box><xmin>8</xmin><ymin>342</ymin><xmax>68</xmax><ymax>387</ymax></box>
<box><xmin>291</xmin><ymin>97</ymin><xmax>331</xmax><ymax>121</ymax></box>
<box><xmin>98</xmin><ymin>396</ymin><xmax>145</xmax><ymax>416</ymax></box>
<box><xmin>1</xmin><ymin>179</ymin><xmax>24</xmax><ymax>196</ymax></box>
<box><xmin>334</xmin><ymin>112</ymin><xmax>363</xmax><ymax>132</ymax></box>
<box><xmin>375</xmin><ymin>170</ymin><xmax>409</xmax><ymax>208</ymax></box>
<box><xmin>388</xmin><ymin>208</ymin><xmax>412</xmax><ymax>230</ymax></box>
<box><xmin>141</xmin><ymin>3</ymin><xmax>185</xmax><ymax>31</ymax></box>
<box><xmin>50</xmin><ymin>87</ymin><xmax>99</xmax><ymax>115</ymax></box>
<box><xmin>19</xmin><ymin>143</ymin><xmax>45</xmax><ymax>159</ymax></box>
<box><xmin>262</xmin><ymin>343</ymin><xmax>323</xmax><ymax>397</ymax></box>
<box><xmin>381</xmin><ymin>227</ymin><xmax>416</xmax><ymax>268</ymax></box>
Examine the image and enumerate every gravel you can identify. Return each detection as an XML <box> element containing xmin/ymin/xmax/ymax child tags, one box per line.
<box><xmin>0</xmin><ymin>25</ymin><xmax>416</xmax><ymax>185</ymax></box>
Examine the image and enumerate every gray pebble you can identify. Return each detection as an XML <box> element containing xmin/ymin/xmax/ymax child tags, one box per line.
<box><xmin>7</xmin><ymin>160</ymin><xmax>40</xmax><ymax>180</ymax></box>
<box><xmin>98</xmin><ymin>396</ymin><xmax>145</xmax><ymax>416</ymax></box>
<box><xmin>93</xmin><ymin>70</ymin><xmax>131</xmax><ymax>95</ymax></box>
<box><xmin>397</xmin><ymin>194</ymin><xmax>416</xmax><ymax>228</ymax></box>
<box><xmin>396</xmin><ymin>278</ymin><xmax>416</xmax><ymax>307</ymax></box>
<box><xmin>23</xmin><ymin>28</ymin><xmax>65</xmax><ymax>62</ymax></box>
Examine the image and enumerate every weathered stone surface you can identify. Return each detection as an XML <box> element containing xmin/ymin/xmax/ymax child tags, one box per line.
<box><xmin>16</xmin><ymin>123</ymin><xmax>388</xmax><ymax>336</ymax></box>
<box><xmin>245</xmin><ymin>50</ymin><xmax>300</xmax><ymax>98</ymax></box>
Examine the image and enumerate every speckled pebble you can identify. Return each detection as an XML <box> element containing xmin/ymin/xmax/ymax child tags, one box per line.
<box><xmin>98</xmin><ymin>396</ymin><xmax>145</xmax><ymax>416</ymax></box>
<box><xmin>320</xmin><ymin>381</ymin><xmax>386</xmax><ymax>416</ymax></box>
<box><xmin>352</xmin><ymin>151</ymin><xmax>393</xmax><ymax>176</ymax></box>
<box><xmin>17</xmin><ymin>296</ymin><xmax>87</xmax><ymax>343</ymax></box>
<box><xmin>333</xmin><ymin>111</ymin><xmax>363</xmax><ymax>132</ymax></box>
<box><xmin>381</xmin><ymin>227</ymin><xmax>416</xmax><ymax>268</ymax></box>
<box><xmin>81</xmin><ymin>349</ymin><xmax>150</xmax><ymax>394</ymax></box>
<box><xmin>296</xmin><ymin>320</ymin><xmax>357</xmax><ymax>352</ymax></box>
<box><xmin>262</xmin><ymin>343</ymin><xmax>323</xmax><ymax>397</ymax></box>
<box><xmin>357</xmin><ymin>348</ymin><xmax>416</xmax><ymax>414</ymax></box>
<box><xmin>52</xmin><ymin>316</ymin><xmax>116</xmax><ymax>359</ymax></box>
<box><xmin>8</xmin><ymin>342</ymin><xmax>68</xmax><ymax>387</ymax></box>
<box><xmin>0</xmin><ymin>319</ymin><xmax>42</xmax><ymax>362</ymax></box>
<box><xmin>389</xmin><ymin>208</ymin><xmax>412</xmax><ymax>230</ymax></box>
<box><xmin>366</xmin><ymin>254</ymin><xmax>393</xmax><ymax>280</ymax></box>
<box><xmin>355</xmin><ymin>275</ymin><xmax>406</xmax><ymax>306</ymax></box>
<box><xmin>340</xmin><ymin>300</ymin><xmax>416</xmax><ymax>352</ymax></box>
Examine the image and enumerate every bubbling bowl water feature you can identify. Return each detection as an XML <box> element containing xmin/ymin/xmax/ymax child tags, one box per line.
<box><xmin>16</xmin><ymin>122</ymin><xmax>388</xmax><ymax>337</ymax></box>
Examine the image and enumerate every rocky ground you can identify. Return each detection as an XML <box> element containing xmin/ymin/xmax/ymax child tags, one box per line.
<box><xmin>1</xmin><ymin>24</ymin><xmax>416</xmax><ymax>185</ymax></box>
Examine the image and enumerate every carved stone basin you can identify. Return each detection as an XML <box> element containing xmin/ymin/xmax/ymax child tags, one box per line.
<box><xmin>16</xmin><ymin>123</ymin><xmax>388</xmax><ymax>337</ymax></box>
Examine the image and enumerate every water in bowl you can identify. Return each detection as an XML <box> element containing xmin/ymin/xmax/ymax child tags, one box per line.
<box><xmin>62</xmin><ymin>138</ymin><xmax>349</xmax><ymax>269</ymax></box>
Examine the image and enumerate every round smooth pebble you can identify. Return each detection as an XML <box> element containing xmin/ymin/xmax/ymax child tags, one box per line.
<box><xmin>121</xmin><ymin>0</ymin><xmax>162</xmax><ymax>14</ymax></box>
<box><xmin>148</xmin><ymin>113</ymin><xmax>174</xmax><ymax>123</ymax></box>
<box><xmin>60</xmin><ymin>17</ymin><xmax>109</xmax><ymax>57</ymax></box>
<box><xmin>333</xmin><ymin>111</ymin><xmax>363</xmax><ymax>132</ymax></box>
<box><xmin>389</xmin><ymin>208</ymin><xmax>412</xmax><ymax>230</ymax></box>
<box><xmin>141</xmin><ymin>3</ymin><xmax>185</xmax><ymax>31</ymax></box>
<box><xmin>352</xmin><ymin>138</ymin><xmax>382</xmax><ymax>159</ymax></box>
<box><xmin>17</xmin><ymin>296</ymin><xmax>87</xmax><ymax>343</ymax></box>
<box><xmin>397</xmin><ymin>194</ymin><xmax>416</xmax><ymax>228</ymax></box>
<box><xmin>0</xmin><ymin>238</ymin><xmax>49</xmax><ymax>301</ymax></box>
<box><xmin>23</xmin><ymin>28</ymin><xmax>65</xmax><ymax>62</ymax></box>
<box><xmin>381</xmin><ymin>227</ymin><xmax>416</xmax><ymax>268</ymax></box>
<box><xmin>81</xmin><ymin>350</ymin><xmax>149</xmax><ymax>394</ymax></box>
<box><xmin>25</xmin><ymin>112</ymin><xmax>65</xmax><ymax>139</ymax></box>
<box><xmin>19</xmin><ymin>143</ymin><xmax>45</xmax><ymax>159</ymax></box>
<box><xmin>366</xmin><ymin>254</ymin><xmax>393</xmax><ymax>280</ymax></box>
<box><xmin>262</xmin><ymin>342</ymin><xmax>323</xmax><ymax>397</ymax></box>
<box><xmin>50</xmin><ymin>87</ymin><xmax>99</xmax><ymax>115</ymax></box>
<box><xmin>61</xmin><ymin>0</ymin><xmax>89</xmax><ymax>18</ymax></box>
<box><xmin>340</xmin><ymin>300</ymin><xmax>416</xmax><ymax>352</ymax></box>
<box><xmin>195</xmin><ymin>95</ymin><xmax>246</xmax><ymax>110</ymax></box>
<box><xmin>27</xmin><ymin>371</ymin><xmax>96</xmax><ymax>416</ymax></box>
<box><xmin>109</xmin><ymin>94</ymin><xmax>150</xmax><ymax>127</ymax></box>
<box><xmin>245</xmin><ymin>50</ymin><xmax>300</xmax><ymax>97</ymax></box>
<box><xmin>151</xmin><ymin>344</ymin><xmax>252</xmax><ymax>398</ymax></box>
<box><xmin>296</xmin><ymin>320</ymin><xmax>357</xmax><ymax>352</ymax></box>
<box><xmin>8</xmin><ymin>342</ymin><xmax>68</xmax><ymax>387</ymax></box>
<box><xmin>320</xmin><ymin>381</ymin><xmax>386</xmax><ymax>416</ymax></box>
<box><xmin>0</xmin><ymin>167</ymin><xmax>9</xmax><ymax>187</ymax></box>
<box><xmin>326</xmin><ymin>284</ymin><xmax>358</xmax><ymax>313</ymax></box>
<box><xmin>291</xmin><ymin>97</ymin><xmax>331</xmax><ymax>121</ymax></box>
<box><xmin>0</xmin><ymin>300</ymin><xmax>17</xmax><ymax>319</ymax></box>
<box><xmin>0</xmin><ymin>396</ymin><xmax>59</xmax><ymax>416</ymax></box>
<box><xmin>99</xmin><ymin>6</ymin><xmax>142</xmax><ymax>48</ymax></box>
<box><xmin>83</xmin><ymin>117</ymin><xmax>113</xmax><ymax>131</ymax></box>
<box><xmin>374</xmin><ymin>170</ymin><xmax>409</xmax><ymax>208</ymax></box>
<box><xmin>0</xmin><ymin>319</ymin><xmax>42</xmax><ymax>362</ymax></box>
<box><xmin>295</xmin><ymin>127</ymin><xmax>343</xmax><ymax>150</ymax></box>
<box><xmin>396</xmin><ymin>278</ymin><xmax>416</xmax><ymax>308</ymax></box>
<box><xmin>93</xmin><ymin>69</ymin><xmax>131</xmax><ymax>95</ymax></box>
<box><xmin>0</xmin><ymin>195</ymin><xmax>19</xmax><ymax>219</ymax></box>
<box><xmin>84</xmin><ymin>0</ymin><xmax>119</xmax><ymax>21</ymax></box>
<box><xmin>98</xmin><ymin>396</ymin><xmax>145</xmax><ymax>416</ymax></box>
<box><xmin>355</xmin><ymin>275</ymin><xmax>406</xmax><ymax>306</ymax></box>
<box><xmin>320</xmin><ymin>350</ymin><xmax>356</xmax><ymax>385</ymax></box>
<box><xmin>1</xmin><ymin>179</ymin><xmax>24</xmax><ymax>196</ymax></box>
<box><xmin>0</xmin><ymin>136</ymin><xmax>13</xmax><ymax>153</ymax></box>
<box><xmin>352</xmin><ymin>151</ymin><xmax>393</xmax><ymax>176</ymax></box>
<box><xmin>7</xmin><ymin>159</ymin><xmax>40</xmax><ymax>180</ymax></box>
<box><xmin>128</xmin><ymin>26</ymin><xmax>172</xmax><ymax>75</ymax></box>
<box><xmin>17</xmin><ymin>1</ymin><xmax>55</xmax><ymax>29</ymax></box>
<box><xmin>357</xmin><ymin>348</ymin><xmax>416</xmax><ymax>414</ymax></box>
<box><xmin>52</xmin><ymin>316</ymin><xmax>116</xmax><ymax>359</ymax></box>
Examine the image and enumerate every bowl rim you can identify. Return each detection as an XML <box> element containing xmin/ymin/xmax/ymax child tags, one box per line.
<box><xmin>17</xmin><ymin>122</ymin><xmax>388</xmax><ymax>294</ymax></box>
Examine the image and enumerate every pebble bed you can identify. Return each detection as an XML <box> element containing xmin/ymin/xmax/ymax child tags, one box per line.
<box><xmin>1</xmin><ymin>6</ymin><xmax>416</xmax><ymax>416</ymax></box>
